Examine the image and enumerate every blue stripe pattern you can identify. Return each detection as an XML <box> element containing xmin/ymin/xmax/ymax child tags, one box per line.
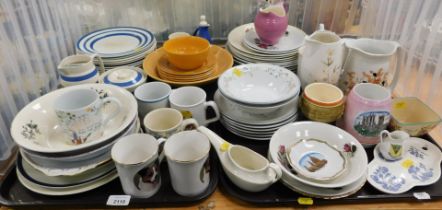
<box><xmin>103</xmin><ymin>71</ymin><xmax>143</xmax><ymax>87</ymax></box>
<box><xmin>60</xmin><ymin>68</ymin><xmax>98</xmax><ymax>82</ymax></box>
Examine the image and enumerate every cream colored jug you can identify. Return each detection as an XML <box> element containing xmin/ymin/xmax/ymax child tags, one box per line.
<box><xmin>338</xmin><ymin>38</ymin><xmax>403</xmax><ymax>93</ymax></box>
<box><xmin>298</xmin><ymin>24</ymin><xmax>345</xmax><ymax>88</ymax></box>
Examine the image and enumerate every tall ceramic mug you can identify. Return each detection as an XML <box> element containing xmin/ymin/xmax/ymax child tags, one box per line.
<box><xmin>143</xmin><ymin>108</ymin><xmax>199</xmax><ymax>138</ymax></box>
<box><xmin>343</xmin><ymin>83</ymin><xmax>391</xmax><ymax>146</ymax></box>
<box><xmin>298</xmin><ymin>24</ymin><xmax>345</xmax><ymax>88</ymax></box>
<box><xmin>169</xmin><ymin>86</ymin><xmax>220</xmax><ymax>126</ymax></box>
<box><xmin>111</xmin><ymin>134</ymin><xmax>164</xmax><ymax>198</ymax></box>
<box><xmin>54</xmin><ymin>88</ymin><xmax>121</xmax><ymax>145</ymax></box>
<box><xmin>163</xmin><ymin>130</ymin><xmax>211</xmax><ymax>197</ymax></box>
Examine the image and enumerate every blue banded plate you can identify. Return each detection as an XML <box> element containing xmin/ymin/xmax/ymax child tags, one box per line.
<box><xmin>76</xmin><ymin>27</ymin><xmax>154</xmax><ymax>58</ymax></box>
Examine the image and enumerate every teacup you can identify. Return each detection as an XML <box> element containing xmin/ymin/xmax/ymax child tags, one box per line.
<box><xmin>143</xmin><ymin>108</ymin><xmax>199</xmax><ymax>138</ymax></box>
<box><xmin>163</xmin><ymin>130</ymin><xmax>211</xmax><ymax>196</ymax></box>
<box><xmin>111</xmin><ymin>134</ymin><xmax>164</xmax><ymax>198</ymax></box>
<box><xmin>379</xmin><ymin>130</ymin><xmax>409</xmax><ymax>161</ymax></box>
<box><xmin>134</xmin><ymin>82</ymin><xmax>172</xmax><ymax>118</ymax></box>
<box><xmin>169</xmin><ymin>86</ymin><xmax>220</xmax><ymax>126</ymax></box>
<box><xmin>54</xmin><ymin>88</ymin><xmax>121</xmax><ymax>145</ymax></box>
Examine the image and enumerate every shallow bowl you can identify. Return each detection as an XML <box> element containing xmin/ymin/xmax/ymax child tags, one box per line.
<box><xmin>163</xmin><ymin>36</ymin><xmax>210</xmax><ymax>70</ymax></box>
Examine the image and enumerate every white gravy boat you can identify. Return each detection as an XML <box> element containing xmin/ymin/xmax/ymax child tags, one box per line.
<box><xmin>198</xmin><ymin>126</ymin><xmax>282</xmax><ymax>192</ymax></box>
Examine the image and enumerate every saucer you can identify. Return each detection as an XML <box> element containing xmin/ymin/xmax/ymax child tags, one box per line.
<box><xmin>243</xmin><ymin>26</ymin><xmax>305</xmax><ymax>54</ymax></box>
<box><xmin>367</xmin><ymin>137</ymin><xmax>442</xmax><ymax>194</ymax></box>
<box><xmin>157</xmin><ymin>52</ymin><xmax>215</xmax><ymax>75</ymax></box>
<box><xmin>143</xmin><ymin>45</ymin><xmax>233</xmax><ymax>86</ymax></box>
<box><xmin>287</xmin><ymin>139</ymin><xmax>347</xmax><ymax>181</ymax></box>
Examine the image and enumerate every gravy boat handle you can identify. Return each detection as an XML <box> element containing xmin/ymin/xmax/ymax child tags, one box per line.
<box><xmin>268</xmin><ymin>163</ymin><xmax>282</xmax><ymax>183</ymax></box>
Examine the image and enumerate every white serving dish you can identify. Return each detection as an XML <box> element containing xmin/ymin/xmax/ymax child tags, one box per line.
<box><xmin>17</xmin><ymin>165</ymin><xmax>118</xmax><ymax>196</ymax></box>
<box><xmin>11</xmin><ymin>84</ymin><xmax>137</xmax><ymax>154</ymax></box>
<box><xmin>269</xmin><ymin>122</ymin><xmax>368</xmax><ymax>188</ymax></box>
<box><xmin>367</xmin><ymin>137</ymin><xmax>442</xmax><ymax>194</ymax></box>
<box><xmin>215</xmin><ymin>90</ymin><xmax>298</xmax><ymax>115</ymax></box>
<box><xmin>218</xmin><ymin>64</ymin><xmax>300</xmax><ymax>106</ymax></box>
<box><xmin>268</xmin><ymin>154</ymin><xmax>367</xmax><ymax>199</ymax></box>
<box><xmin>243</xmin><ymin>26</ymin><xmax>305</xmax><ymax>54</ymax></box>
<box><xmin>19</xmin><ymin>117</ymin><xmax>139</xmax><ymax>176</ymax></box>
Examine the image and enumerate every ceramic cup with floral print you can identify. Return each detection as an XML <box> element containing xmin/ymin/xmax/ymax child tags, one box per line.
<box><xmin>298</xmin><ymin>24</ymin><xmax>345</xmax><ymax>89</ymax></box>
<box><xmin>162</xmin><ymin>130</ymin><xmax>210</xmax><ymax>196</ymax></box>
<box><xmin>111</xmin><ymin>134</ymin><xmax>164</xmax><ymax>198</ymax></box>
<box><xmin>169</xmin><ymin>86</ymin><xmax>220</xmax><ymax>126</ymax></box>
<box><xmin>343</xmin><ymin>83</ymin><xmax>391</xmax><ymax>147</ymax></box>
<box><xmin>53</xmin><ymin>88</ymin><xmax>122</xmax><ymax>145</ymax></box>
<box><xmin>143</xmin><ymin>108</ymin><xmax>199</xmax><ymax>138</ymax></box>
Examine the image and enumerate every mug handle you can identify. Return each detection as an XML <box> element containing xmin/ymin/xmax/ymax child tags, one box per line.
<box><xmin>388</xmin><ymin>45</ymin><xmax>403</xmax><ymax>92</ymax></box>
<box><xmin>157</xmin><ymin>138</ymin><xmax>167</xmax><ymax>162</ymax></box>
<box><xmin>203</xmin><ymin>101</ymin><xmax>220</xmax><ymax>125</ymax></box>
<box><xmin>101</xmin><ymin>97</ymin><xmax>122</xmax><ymax>127</ymax></box>
<box><xmin>90</xmin><ymin>54</ymin><xmax>105</xmax><ymax>74</ymax></box>
<box><xmin>180</xmin><ymin>118</ymin><xmax>199</xmax><ymax>131</ymax></box>
<box><xmin>267</xmin><ymin>163</ymin><xmax>282</xmax><ymax>183</ymax></box>
<box><xmin>380</xmin><ymin>130</ymin><xmax>390</xmax><ymax>143</ymax></box>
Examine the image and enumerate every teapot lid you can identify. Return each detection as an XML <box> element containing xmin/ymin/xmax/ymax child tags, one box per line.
<box><xmin>100</xmin><ymin>66</ymin><xmax>146</xmax><ymax>91</ymax></box>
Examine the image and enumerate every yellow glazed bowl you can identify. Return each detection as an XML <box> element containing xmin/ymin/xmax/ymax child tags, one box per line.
<box><xmin>303</xmin><ymin>83</ymin><xmax>344</xmax><ymax>106</ymax></box>
<box><xmin>390</xmin><ymin>97</ymin><xmax>441</xmax><ymax>136</ymax></box>
<box><xmin>163</xmin><ymin>36</ymin><xmax>210</xmax><ymax>70</ymax></box>
<box><xmin>300</xmin><ymin>94</ymin><xmax>345</xmax><ymax>123</ymax></box>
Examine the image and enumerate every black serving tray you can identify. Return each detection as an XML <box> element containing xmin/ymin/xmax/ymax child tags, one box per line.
<box><xmin>210</xmin><ymin>121</ymin><xmax>442</xmax><ymax>206</ymax></box>
<box><xmin>0</xmin><ymin>148</ymin><xmax>219</xmax><ymax>209</ymax></box>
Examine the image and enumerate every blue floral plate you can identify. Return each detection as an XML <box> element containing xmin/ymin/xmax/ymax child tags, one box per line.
<box><xmin>367</xmin><ymin>137</ymin><xmax>442</xmax><ymax>194</ymax></box>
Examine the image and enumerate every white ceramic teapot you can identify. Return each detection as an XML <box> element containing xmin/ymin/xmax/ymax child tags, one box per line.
<box><xmin>338</xmin><ymin>38</ymin><xmax>403</xmax><ymax>93</ymax></box>
<box><xmin>57</xmin><ymin>54</ymin><xmax>105</xmax><ymax>87</ymax></box>
<box><xmin>298</xmin><ymin>24</ymin><xmax>345</xmax><ymax>89</ymax></box>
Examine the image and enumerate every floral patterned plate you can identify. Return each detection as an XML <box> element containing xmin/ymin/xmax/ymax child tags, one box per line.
<box><xmin>11</xmin><ymin>84</ymin><xmax>137</xmax><ymax>154</ymax></box>
<box><xmin>367</xmin><ymin>137</ymin><xmax>442</xmax><ymax>194</ymax></box>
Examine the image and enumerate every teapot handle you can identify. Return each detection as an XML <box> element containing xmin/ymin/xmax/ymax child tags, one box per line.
<box><xmin>388</xmin><ymin>45</ymin><xmax>403</xmax><ymax>92</ymax></box>
<box><xmin>90</xmin><ymin>54</ymin><xmax>105</xmax><ymax>74</ymax></box>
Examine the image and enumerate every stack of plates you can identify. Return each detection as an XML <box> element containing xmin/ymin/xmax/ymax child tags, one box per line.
<box><xmin>143</xmin><ymin>46</ymin><xmax>233</xmax><ymax>86</ymax></box>
<box><xmin>269</xmin><ymin>122</ymin><xmax>369</xmax><ymax>199</ymax></box>
<box><xmin>216</xmin><ymin>64</ymin><xmax>301</xmax><ymax>140</ymax></box>
<box><xmin>76</xmin><ymin>27</ymin><xmax>157</xmax><ymax>70</ymax></box>
<box><xmin>226</xmin><ymin>23</ymin><xmax>305</xmax><ymax>73</ymax></box>
<box><xmin>10</xmin><ymin>84</ymin><xmax>139</xmax><ymax>195</ymax></box>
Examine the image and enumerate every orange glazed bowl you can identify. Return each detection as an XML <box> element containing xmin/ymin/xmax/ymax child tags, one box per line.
<box><xmin>163</xmin><ymin>36</ymin><xmax>210</xmax><ymax>70</ymax></box>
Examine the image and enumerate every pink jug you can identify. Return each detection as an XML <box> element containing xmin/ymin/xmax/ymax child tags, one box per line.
<box><xmin>254</xmin><ymin>3</ymin><xmax>288</xmax><ymax>45</ymax></box>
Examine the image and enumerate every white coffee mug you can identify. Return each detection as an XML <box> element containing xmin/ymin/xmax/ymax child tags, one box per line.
<box><xmin>134</xmin><ymin>82</ymin><xmax>172</xmax><ymax>118</ymax></box>
<box><xmin>111</xmin><ymin>134</ymin><xmax>164</xmax><ymax>198</ymax></box>
<box><xmin>54</xmin><ymin>88</ymin><xmax>121</xmax><ymax>145</ymax></box>
<box><xmin>169</xmin><ymin>86</ymin><xmax>220</xmax><ymax>126</ymax></box>
<box><xmin>163</xmin><ymin>130</ymin><xmax>211</xmax><ymax>196</ymax></box>
<box><xmin>143</xmin><ymin>108</ymin><xmax>199</xmax><ymax>138</ymax></box>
